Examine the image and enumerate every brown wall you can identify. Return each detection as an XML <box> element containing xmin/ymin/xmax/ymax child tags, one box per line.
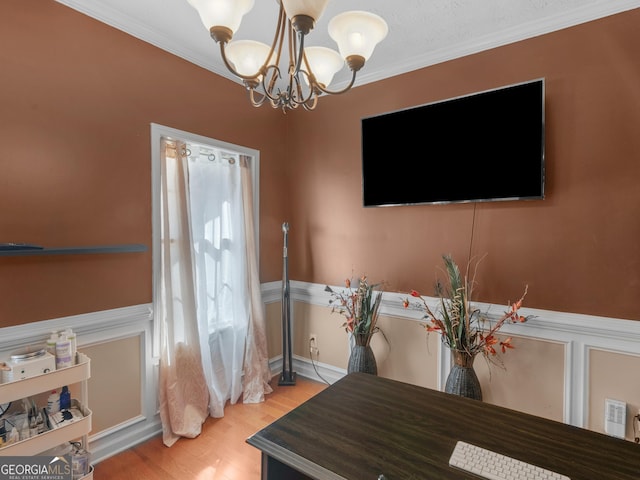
<box><xmin>1</xmin><ymin>3</ymin><xmax>639</xmax><ymax>327</ymax></box>
<box><xmin>285</xmin><ymin>9</ymin><xmax>640</xmax><ymax>320</ymax></box>
<box><xmin>0</xmin><ymin>1</ymin><xmax>287</xmax><ymax>327</ymax></box>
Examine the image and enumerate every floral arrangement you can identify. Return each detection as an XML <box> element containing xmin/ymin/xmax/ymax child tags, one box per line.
<box><xmin>403</xmin><ymin>254</ymin><xmax>530</xmax><ymax>363</ymax></box>
<box><xmin>325</xmin><ymin>276</ymin><xmax>383</xmax><ymax>346</ymax></box>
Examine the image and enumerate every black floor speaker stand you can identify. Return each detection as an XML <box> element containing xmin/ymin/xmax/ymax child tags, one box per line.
<box><xmin>278</xmin><ymin>222</ymin><xmax>296</xmax><ymax>386</ymax></box>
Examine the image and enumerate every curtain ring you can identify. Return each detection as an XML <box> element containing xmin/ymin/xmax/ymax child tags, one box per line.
<box><xmin>181</xmin><ymin>147</ymin><xmax>191</xmax><ymax>158</ymax></box>
<box><xmin>208</xmin><ymin>153</ymin><xmax>216</xmax><ymax>162</ymax></box>
<box><xmin>228</xmin><ymin>158</ymin><xmax>236</xmax><ymax>165</ymax></box>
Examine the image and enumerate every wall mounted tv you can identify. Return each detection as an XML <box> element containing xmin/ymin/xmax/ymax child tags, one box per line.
<box><xmin>361</xmin><ymin>79</ymin><xmax>545</xmax><ymax>207</ymax></box>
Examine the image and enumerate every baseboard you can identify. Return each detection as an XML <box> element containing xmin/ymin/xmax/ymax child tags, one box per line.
<box><xmin>89</xmin><ymin>415</ymin><xmax>163</xmax><ymax>464</ymax></box>
<box><xmin>269</xmin><ymin>354</ymin><xmax>345</xmax><ymax>386</ymax></box>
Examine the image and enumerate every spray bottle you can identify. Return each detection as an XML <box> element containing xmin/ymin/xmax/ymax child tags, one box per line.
<box><xmin>71</xmin><ymin>441</ymin><xmax>91</xmax><ymax>478</ymax></box>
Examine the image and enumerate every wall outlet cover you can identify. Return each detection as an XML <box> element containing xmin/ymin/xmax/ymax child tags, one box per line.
<box><xmin>604</xmin><ymin>398</ymin><xmax>626</xmax><ymax>439</ymax></box>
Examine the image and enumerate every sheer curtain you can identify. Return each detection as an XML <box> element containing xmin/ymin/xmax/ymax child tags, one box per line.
<box><xmin>158</xmin><ymin>139</ymin><xmax>209</xmax><ymax>447</ymax></box>
<box><xmin>158</xmin><ymin>138</ymin><xmax>272</xmax><ymax>446</ymax></box>
<box><xmin>188</xmin><ymin>149</ymin><xmax>248</xmax><ymax>417</ymax></box>
<box><xmin>240</xmin><ymin>155</ymin><xmax>273</xmax><ymax>403</ymax></box>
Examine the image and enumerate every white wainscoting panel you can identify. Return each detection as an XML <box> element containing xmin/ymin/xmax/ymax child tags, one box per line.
<box><xmin>262</xmin><ymin>280</ymin><xmax>640</xmax><ymax>429</ymax></box>
<box><xmin>0</xmin><ymin>304</ymin><xmax>160</xmax><ymax>463</ymax></box>
<box><xmin>3</xmin><ymin>281</ymin><xmax>640</xmax><ymax>462</ymax></box>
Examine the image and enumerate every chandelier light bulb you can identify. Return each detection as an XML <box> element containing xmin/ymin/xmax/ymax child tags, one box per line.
<box><xmin>303</xmin><ymin>47</ymin><xmax>343</xmax><ymax>88</ymax></box>
<box><xmin>281</xmin><ymin>0</ymin><xmax>330</xmax><ymax>26</ymax></box>
<box><xmin>187</xmin><ymin>0</ymin><xmax>254</xmax><ymax>37</ymax></box>
<box><xmin>348</xmin><ymin>32</ymin><xmax>364</xmax><ymax>50</ymax></box>
<box><xmin>328</xmin><ymin>11</ymin><xmax>388</xmax><ymax>62</ymax></box>
<box><xmin>225</xmin><ymin>40</ymin><xmax>270</xmax><ymax>77</ymax></box>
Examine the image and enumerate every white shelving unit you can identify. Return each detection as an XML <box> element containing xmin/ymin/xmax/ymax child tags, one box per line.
<box><xmin>0</xmin><ymin>353</ymin><xmax>93</xmax><ymax>479</ymax></box>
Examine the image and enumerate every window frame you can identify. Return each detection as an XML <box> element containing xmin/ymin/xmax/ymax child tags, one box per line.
<box><xmin>150</xmin><ymin>123</ymin><xmax>260</xmax><ymax>358</ymax></box>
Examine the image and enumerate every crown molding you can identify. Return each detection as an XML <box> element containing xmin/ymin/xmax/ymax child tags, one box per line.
<box><xmin>350</xmin><ymin>1</ymin><xmax>640</xmax><ymax>89</ymax></box>
<box><xmin>55</xmin><ymin>1</ymin><xmax>640</xmax><ymax>90</ymax></box>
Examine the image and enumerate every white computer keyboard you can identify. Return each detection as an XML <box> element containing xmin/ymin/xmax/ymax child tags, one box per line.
<box><xmin>449</xmin><ymin>441</ymin><xmax>571</xmax><ymax>480</ymax></box>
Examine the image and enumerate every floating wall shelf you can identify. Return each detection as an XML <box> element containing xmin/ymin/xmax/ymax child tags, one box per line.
<box><xmin>0</xmin><ymin>244</ymin><xmax>147</xmax><ymax>257</ymax></box>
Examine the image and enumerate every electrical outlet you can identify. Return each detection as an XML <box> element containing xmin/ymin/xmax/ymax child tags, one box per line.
<box><xmin>309</xmin><ymin>334</ymin><xmax>319</xmax><ymax>356</ymax></box>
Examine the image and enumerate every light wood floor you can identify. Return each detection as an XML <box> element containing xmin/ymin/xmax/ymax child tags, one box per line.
<box><xmin>93</xmin><ymin>377</ymin><xmax>327</xmax><ymax>480</ymax></box>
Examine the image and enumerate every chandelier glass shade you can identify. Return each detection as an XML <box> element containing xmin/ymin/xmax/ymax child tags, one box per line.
<box><xmin>186</xmin><ymin>0</ymin><xmax>388</xmax><ymax>111</ymax></box>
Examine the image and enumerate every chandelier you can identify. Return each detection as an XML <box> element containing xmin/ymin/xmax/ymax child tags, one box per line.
<box><xmin>186</xmin><ymin>0</ymin><xmax>388</xmax><ymax>111</ymax></box>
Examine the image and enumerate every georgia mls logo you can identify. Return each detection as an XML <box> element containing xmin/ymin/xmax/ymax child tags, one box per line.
<box><xmin>0</xmin><ymin>455</ymin><xmax>72</xmax><ymax>480</ymax></box>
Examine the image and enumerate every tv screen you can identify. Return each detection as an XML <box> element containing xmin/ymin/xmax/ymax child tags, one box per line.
<box><xmin>361</xmin><ymin>79</ymin><xmax>545</xmax><ymax>207</ymax></box>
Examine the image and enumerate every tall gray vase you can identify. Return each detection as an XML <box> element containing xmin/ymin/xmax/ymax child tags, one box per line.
<box><xmin>444</xmin><ymin>350</ymin><xmax>482</xmax><ymax>400</ymax></box>
<box><xmin>348</xmin><ymin>344</ymin><xmax>377</xmax><ymax>375</ymax></box>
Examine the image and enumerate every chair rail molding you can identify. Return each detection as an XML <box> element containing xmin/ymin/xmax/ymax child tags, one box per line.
<box><xmin>0</xmin><ymin>303</ymin><xmax>153</xmax><ymax>352</ymax></box>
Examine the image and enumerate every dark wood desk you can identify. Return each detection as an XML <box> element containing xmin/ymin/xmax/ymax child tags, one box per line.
<box><xmin>247</xmin><ymin>373</ymin><xmax>640</xmax><ymax>480</ymax></box>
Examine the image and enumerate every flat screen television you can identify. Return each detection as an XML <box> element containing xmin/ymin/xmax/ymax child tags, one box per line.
<box><xmin>361</xmin><ymin>79</ymin><xmax>545</xmax><ymax>207</ymax></box>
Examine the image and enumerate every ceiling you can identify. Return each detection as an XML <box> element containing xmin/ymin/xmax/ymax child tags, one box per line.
<box><xmin>55</xmin><ymin>0</ymin><xmax>639</xmax><ymax>90</ymax></box>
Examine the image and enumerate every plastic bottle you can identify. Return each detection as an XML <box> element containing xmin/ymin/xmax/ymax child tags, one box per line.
<box><xmin>8</xmin><ymin>427</ymin><xmax>19</xmax><ymax>444</ymax></box>
<box><xmin>47</xmin><ymin>390</ymin><xmax>60</xmax><ymax>414</ymax></box>
<box><xmin>60</xmin><ymin>386</ymin><xmax>71</xmax><ymax>410</ymax></box>
<box><xmin>29</xmin><ymin>414</ymin><xmax>38</xmax><ymax>437</ymax></box>
<box><xmin>64</xmin><ymin>328</ymin><xmax>77</xmax><ymax>365</ymax></box>
<box><xmin>36</xmin><ymin>410</ymin><xmax>45</xmax><ymax>434</ymax></box>
<box><xmin>20</xmin><ymin>419</ymin><xmax>29</xmax><ymax>440</ymax></box>
<box><xmin>55</xmin><ymin>333</ymin><xmax>72</xmax><ymax>369</ymax></box>
<box><xmin>71</xmin><ymin>443</ymin><xmax>91</xmax><ymax>478</ymax></box>
<box><xmin>45</xmin><ymin>332</ymin><xmax>58</xmax><ymax>360</ymax></box>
